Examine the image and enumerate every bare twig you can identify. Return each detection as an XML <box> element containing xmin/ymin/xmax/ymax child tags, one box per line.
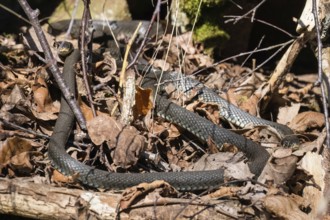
<box><xmin>192</xmin><ymin>40</ymin><xmax>294</xmax><ymax>76</ymax></box>
<box><xmin>0</xmin><ymin>117</ymin><xmax>49</xmax><ymax>139</ymax></box>
<box><xmin>255</xmin><ymin>33</ymin><xmax>310</xmax><ymax>102</ymax></box>
<box><xmin>80</xmin><ymin>0</ymin><xmax>96</xmax><ymax>117</ymax></box>
<box><xmin>17</xmin><ymin>0</ymin><xmax>87</xmax><ymax>130</ymax></box>
<box><xmin>231</xmin><ymin>0</ymin><xmax>266</xmax><ymax>24</ymax></box>
<box><xmin>312</xmin><ymin>0</ymin><xmax>330</xmax><ymax>148</ymax></box>
<box><xmin>0</xmin><ymin>3</ymin><xmax>30</xmax><ymax>24</ymax></box>
<box><xmin>225</xmin><ymin>15</ymin><xmax>296</xmax><ymax>38</ymax></box>
<box><xmin>127</xmin><ymin>0</ymin><xmax>162</xmax><ymax>69</ymax></box>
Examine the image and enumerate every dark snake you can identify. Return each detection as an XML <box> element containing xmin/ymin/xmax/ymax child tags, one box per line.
<box><xmin>48</xmin><ymin>20</ymin><xmax>298</xmax><ymax>191</ymax></box>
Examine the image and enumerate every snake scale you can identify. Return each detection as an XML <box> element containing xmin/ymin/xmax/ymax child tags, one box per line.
<box><xmin>48</xmin><ymin>20</ymin><xmax>298</xmax><ymax>191</ymax></box>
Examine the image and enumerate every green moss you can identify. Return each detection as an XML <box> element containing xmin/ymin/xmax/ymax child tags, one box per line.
<box><xmin>178</xmin><ymin>0</ymin><xmax>228</xmax><ymax>55</ymax></box>
<box><xmin>194</xmin><ymin>21</ymin><xmax>229</xmax><ymax>54</ymax></box>
<box><xmin>181</xmin><ymin>0</ymin><xmax>224</xmax><ymax>17</ymax></box>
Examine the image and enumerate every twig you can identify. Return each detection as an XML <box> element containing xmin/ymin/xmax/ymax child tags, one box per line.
<box><xmin>312</xmin><ymin>0</ymin><xmax>330</xmax><ymax>148</ymax></box>
<box><xmin>17</xmin><ymin>0</ymin><xmax>86</xmax><ymax>130</ymax></box>
<box><xmin>127</xmin><ymin>0</ymin><xmax>162</xmax><ymax>69</ymax></box>
<box><xmin>231</xmin><ymin>0</ymin><xmax>266</xmax><ymax>24</ymax></box>
<box><xmin>0</xmin><ymin>118</ymin><xmax>49</xmax><ymax>139</ymax></box>
<box><xmin>80</xmin><ymin>0</ymin><xmax>97</xmax><ymax>117</ymax></box>
<box><xmin>192</xmin><ymin>40</ymin><xmax>294</xmax><ymax>76</ymax></box>
<box><xmin>255</xmin><ymin>33</ymin><xmax>310</xmax><ymax>103</ymax></box>
<box><xmin>224</xmin><ymin>15</ymin><xmax>296</xmax><ymax>38</ymax></box>
<box><xmin>120</xmin><ymin>23</ymin><xmax>142</xmax><ymax>125</ymax></box>
<box><xmin>0</xmin><ymin>3</ymin><xmax>30</xmax><ymax>24</ymax></box>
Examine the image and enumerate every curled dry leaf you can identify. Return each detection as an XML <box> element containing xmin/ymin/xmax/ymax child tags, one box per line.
<box><xmin>0</xmin><ymin>136</ymin><xmax>35</xmax><ymax>176</ymax></box>
<box><xmin>0</xmin><ymin>136</ymin><xmax>33</xmax><ymax>165</ymax></box>
<box><xmin>134</xmin><ymin>86</ymin><xmax>153</xmax><ymax>118</ymax></box>
<box><xmin>277</xmin><ymin>103</ymin><xmax>300</xmax><ymax>126</ymax></box>
<box><xmin>87</xmin><ymin>114</ymin><xmax>145</xmax><ymax>168</ymax></box>
<box><xmin>263</xmin><ymin>195</ymin><xmax>309</xmax><ymax>219</ymax></box>
<box><xmin>259</xmin><ymin>152</ymin><xmax>298</xmax><ymax>184</ymax></box>
<box><xmin>111</xmin><ymin>127</ymin><xmax>145</xmax><ymax>168</ymax></box>
<box><xmin>10</xmin><ymin>151</ymin><xmax>42</xmax><ymax>175</ymax></box>
<box><xmin>290</xmin><ymin>111</ymin><xmax>324</xmax><ymax>132</ymax></box>
<box><xmin>300</xmin><ymin>152</ymin><xmax>325</xmax><ymax>217</ymax></box>
<box><xmin>94</xmin><ymin>52</ymin><xmax>117</xmax><ymax>84</ymax></box>
<box><xmin>31</xmin><ymin>74</ymin><xmax>59</xmax><ymax>120</ymax></box>
<box><xmin>187</xmin><ymin>152</ymin><xmax>253</xmax><ymax>180</ymax></box>
<box><xmin>119</xmin><ymin>180</ymin><xmax>177</xmax><ymax>210</ymax></box>
<box><xmin>32</xmin><ymin>74</ymin><xmax>52</xmax><ymax>113</ymax></box>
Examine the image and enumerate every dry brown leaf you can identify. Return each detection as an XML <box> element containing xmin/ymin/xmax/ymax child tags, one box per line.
<box><xmin>300</xmin><ymin>152</ymin><xmax>326</xmax><ymax>217</ymax></box>
<box><xmin>51</xmin><ymin>169</ymin><xmax>75</xmax><ymax>184</ymax></box>
<box><xmin>291</xmin><ymin>111</ymin><xmax>324</xmax><ymax>132</ymax></box>
<box><xmin>32</xmin><ymin>74</ymin><xmax>52</xmax><ymax>113</ymax></box>
<box><xmin>0</xmin><ymin>136</ymin><xmax>33</xmax><ymax>165</ymax></box>
<box><xmin>263</xmin><ymin>195</ymin><xmax>309</xmax><ymax>219</ymax></box>
<box><xmin>226</xmin><ymin>88</ymin><xmax>258</xmax><ymax>116</ymax></box>
<box><xmin>202</xmin><ymin>186</ymin><xmax>240</xmax><ymax>200</ymax></box>
<box><xmin>134</xmin><ymin>86</ymin><xmax>153</xmax><ymax>118</ymax></box>
<box><xmin>87</xmin><ymin>114</ymin><xmax>145</xmax><ymax>168</ymax></box>
<box><xmin>152</xmin><ymin>59</ymin><xmax>171</xmax><ymax>71</ymax></box>
<box><xmin>5</xmin><ymin>84</ymin><xmax>27</xmax><ymax>106</ymax></box>
<box><xmin>111</xmin><ymin>127</ymin><xmax>145</xmax><ymax>168</ymax></box>
<box><xmin>196</xmin><ymin>103</ymin><xmax>220</xmax><ymax>125</ymax></box>
<box><xmin>259</xmin><ymin>154</ymin><xmax>298</xmax><ymax>184</ymax></box>
<box><xmin>119</xmin><ymin>180</ymin><xmax>177</xmax><ymax>209</ymax></box>
<box><xmin>187</xmin><ymin>152</ymin><xmax>253</xmax><ymax>180</ymax></box>
<box><xmin>87</xmin><ymin>114</ymin><xmax>122</xmax><ymax>145</ymax></box>
<box><xmin>10</xmin><ymin>151</ymin><xmax>41</xmax><ymax>175</ymax></box>
<box><xmin>277</xmin><ymin>103</ymin><xmax>300</xmax><ymax>126</ymax></box>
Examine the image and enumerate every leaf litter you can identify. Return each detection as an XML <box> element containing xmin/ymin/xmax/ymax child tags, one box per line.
<box><xmin>0</xmin><ymin>27</ymin><xmax>328</xmax><ymax>219</ymax></box>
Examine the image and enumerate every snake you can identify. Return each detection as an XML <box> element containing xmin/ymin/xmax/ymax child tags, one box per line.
<box><xmin>48</xmin><ymin>20</ymin><xmax>298</xmax><ymax>191</ymax></box>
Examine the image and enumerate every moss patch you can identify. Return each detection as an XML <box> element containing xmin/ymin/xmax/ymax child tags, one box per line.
<box><xmin>179</xmin><ymin>0</ymin><xmax>229</xmax><ymax>55</ymax></box>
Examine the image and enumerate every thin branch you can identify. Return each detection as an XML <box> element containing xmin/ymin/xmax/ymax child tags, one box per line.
<box><xmin>127</xmin><ymin>0</ymin><xmax>162</xmax><ymax>69</ymax></box>
<box><xmin>312</xmin><ymin>0</ymin><xmax>330</xmax><ymax>148</ymax></box>
<box><xmin>17</xmin><ymin>0</ymin><xmax>87</xmax><ymax>130</ymax></box>
<box><xmin>231</xmin><ymin>0</ymin><xmax>266</xmax><ymax>24</ymax></box>
<box><xmin>224</xmin><ymin>15</ymin><xmax>296</xmax><ymax>38</ymax></box>
<box><xmin>0</xmin><ymin>3</ymin><xmax>30</xmax><ymax>24</ymax></box>
<box><xmin>80</xmin><ymin>0</ymin><xmax>96</xmax><ymax>117</ymax></box>
<box><xmin>192</xmin><ymin>39</ymin><xmax>294</xmax><ymax>76</ymax></box>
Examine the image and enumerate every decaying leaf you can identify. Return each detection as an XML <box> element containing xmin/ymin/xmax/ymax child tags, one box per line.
<box><xmin>277</xmin><ymin>103</ymin><xmax>300</xmax><ymax>126</ymax></box>
<box><xmin>291</xmin><ymin>111</ymin><xmax>325</xmax><ymax>132</ymax></box>
<box><xmin>119</xmin><ymin>180</ymin><xmax>177</xmax><ymax>209</ymax></box>
<box><xmin>263</xmin><ymin>194</ymin><xmax>309</xmax><ymax>219</ymax></box>
<box><xmin>134</xmin><ymin>86</ymin><xmax>153</xmax><ymax>118</ymax></box>
<box><xmin>87</xmin><ymin>114</ymin><xmax>145</xmax><ymax>168</ymax></box>
<box><xmin>259</xmin><ymin>148</ymin><xmax>298</xmax><ymax>184</ymax></box>
<box><xmin>187</xmin><ymin>152</ymin><xmax>253</xmax><ymax>180</ymax></box>
<box><xmin>300</xmin><ymin>152</ymin><xmax>326</xmax><ymax>217</ymax></box>
<box><xmin>0</xmin><ymin>136</ymin><xmax>35</xmax><ymax>176</ymax></box>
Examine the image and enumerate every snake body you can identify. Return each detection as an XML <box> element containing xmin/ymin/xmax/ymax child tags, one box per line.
<box><xmin>48</xmin><ymin>21</ymin><xmax>296</xmax><ymax>191</ymax></box>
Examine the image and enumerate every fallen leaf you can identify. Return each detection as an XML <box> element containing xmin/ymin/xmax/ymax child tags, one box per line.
<box><xmin>134</xmin><ymin>86</ymin><xmax>153</xmax><ymax>118</ymax></box>
<box><xmin>300</xmin><ymin>152</ymin><xmax>326</xmax><ymax>217</ymax></box>
<box><xmin>111</xmin><ymin>127</ymin><xmax>145</xmax><ymax>168</ymax></box>
<box><xmin>263</xmin><ymin>194</ymin><xmax>309</xmax><ymax>219</ymax></box>
<box><xmin>277</xmin><ymin>103</ymin><xmax>300</xmax><ymax>126</ymax></box>
<box><xmin>87</xmin><ymin>114</ymin><xmax>124</xmax><ymax>146</ymax></box>
<box><xmin>32</xmin><ymin>74</ymin><xmax>52</xmax><ymax>113</ymax></box>
<box><xmin>291</xmin><ymin>111</ymin><xmax>324</xmax><ymax>132</ymax></box>
<box><xmin>259</xmin><ymin>153</ymin><xmax>298</xmax><ymax>184</ymax></box>
<box><xmin>0</xmin><ymin>136</ymin><xmax>33</xmax><ymax>164</ymax></box>
<box><xmin>187</xmin><ymin>152</ymin><xmax>253</xmax><ymax>180</ymax></box>
<box><xmin>87</xmin><ymin>114</ymin><xmax>145</xmax><ymax>168</ymax></box>
<box><xmin>119</xmin><ymin>180</ymin><xmax>177</xmax><ymax>209</ymax></box>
